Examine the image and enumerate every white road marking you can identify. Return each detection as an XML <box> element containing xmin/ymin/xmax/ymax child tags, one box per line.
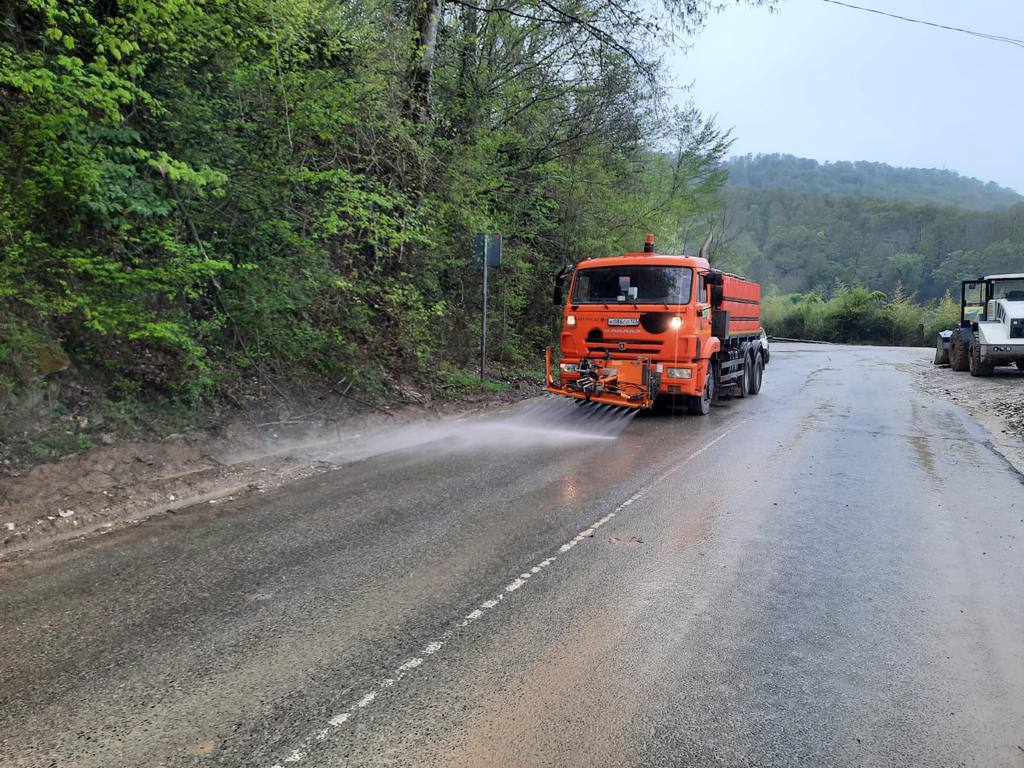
<box><xmin>268</xmin><ymin>417</ymin><xmax>749</xmax><ymax>767</ymax></box>
<box><xmin>396</xmin><ymin>658</ymin><xmax>423</xmax><ymax>673</ymax></box>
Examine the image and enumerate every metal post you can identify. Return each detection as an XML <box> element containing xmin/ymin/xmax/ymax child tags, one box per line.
<box><xmin>481</xmin><ymin>249</ymin><xmax>488</xmax><ymax>383</ymax></box>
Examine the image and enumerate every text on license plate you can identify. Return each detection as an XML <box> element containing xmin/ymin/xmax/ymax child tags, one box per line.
<box><xmin>608</xmin><ymin>317</ymin><xmax>639</xmax><ymax>326</ymax></box>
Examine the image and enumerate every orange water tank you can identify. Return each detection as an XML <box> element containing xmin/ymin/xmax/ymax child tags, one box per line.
<box><xmin>719</xmin><ymin>273</ymin><xmax>761</xmax><ymax>337</ymax></box>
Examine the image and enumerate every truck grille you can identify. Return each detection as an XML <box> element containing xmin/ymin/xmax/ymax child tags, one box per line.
<box><xmin>586</xmin><ymin>338</ymin><xmax>662</xmax><ymax>356</ymax></box>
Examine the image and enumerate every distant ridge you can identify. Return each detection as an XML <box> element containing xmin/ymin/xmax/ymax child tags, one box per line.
<box><xmin>724</xmin><ymin>153</ymin><xmax>1023</xmax><ymax>211</ymax></box>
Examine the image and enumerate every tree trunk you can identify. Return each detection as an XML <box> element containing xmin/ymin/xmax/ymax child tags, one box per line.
<box><xmin>454</xmin><ymin>1</ymin><xmax>477</xmax><ymax>131</ymax></box>
<box><xmin>408</xmin><ymin>0</ymin><xmax>443</xmax><ymax>124</ymax></box>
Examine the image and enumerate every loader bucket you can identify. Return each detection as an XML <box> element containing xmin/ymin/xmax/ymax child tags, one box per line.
<box><xmin>934</xmin><ymin>331</ymin><xmax>951</xmax><ymax>366</ymax></box>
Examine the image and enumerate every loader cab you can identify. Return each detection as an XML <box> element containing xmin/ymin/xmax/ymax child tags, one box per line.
<box><xmin>961</xmin><ymin>274</ymin><xmax>1024</xmax><ymax>326</ymax></box>
<box><xmin>960</xmin><ymin>279</ymin><xmax>987</xmax><ymax>326</ymax></box>
<box><xmin>988</xmin><ymin>275</ymin><xmax>1024</xmax><ymax>302</ymax></box>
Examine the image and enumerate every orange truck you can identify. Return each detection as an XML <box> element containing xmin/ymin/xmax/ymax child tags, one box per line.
<box><xmin>545</xmin><ymin>234</ymin><xmax>767</xmax><ymax>415</ymax></box>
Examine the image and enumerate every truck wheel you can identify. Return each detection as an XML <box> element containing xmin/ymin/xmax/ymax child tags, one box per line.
<box><xmin>969</xmin><ymin>332</ymin><xmax>994</xmax><ymax>377</ymax></box>
<box><xmin>686</xmin><ymin>361</ymin><xmax>717</xmax><ymax>416</ymax></box>
<box><xmin>1017</xmin><ymin>361</ymin><xmax>1024</xmax><ymax>371</ymax></box>
<box><xmin>748</xmin><ymin>355</ymin><xmax>763</xmax><ymax>395</ymax></box>
<box><xmin>736</xmin><ymin>355</ymin><xmax>750</xmax><ymax>398</ymax></box>
<box><xmin>949</xmin><ymin>330</ymin><xmax>970</xmax><ymax>372</ymax></box>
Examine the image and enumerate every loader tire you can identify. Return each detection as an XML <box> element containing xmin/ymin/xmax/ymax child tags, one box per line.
<box><xmin>949</xmin><ymin>330</ymin><xmax>970</xmax><ymax>372</ymax></box>
<box><xmin>969</xmin><ymin>332</ymin><xmax>994</xmax><ymax>377</ymax></box>
<box><xmin>933</xmin><ymin>334</ymin><xmax>949</xmax><ymax>365</ymax></box>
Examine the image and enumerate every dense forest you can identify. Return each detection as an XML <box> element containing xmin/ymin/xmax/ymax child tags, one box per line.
<box><xmin>719</xmin><ymin>186</ymin><xmax>1024</xmax><ymax>299</ymax></box>
<box><xmin>2</xmin><ymin>0</ymin><xmax>754</xmax><ymax>449</ymax></box>
<box><xmin>715</xmin><ymin>155</ymin><xmax>1024</xmax><ymax>346</ymax></box>
<box><xmin>725</xmin><ymin>154</ymin><xmax>1023</xmax><ymax>210</ymax></box>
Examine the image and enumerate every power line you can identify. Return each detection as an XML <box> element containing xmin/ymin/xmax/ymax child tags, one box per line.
<box><xmin>819</xmin><ymin>0</ymin><xmax>1024</xmax><ymax>50</ymax></box>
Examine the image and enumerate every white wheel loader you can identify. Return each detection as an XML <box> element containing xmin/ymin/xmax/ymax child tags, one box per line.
<box><xmin>934</xmin><ymin>274</ymin><xmax>1024</xmax><ymax>376</ymax></box>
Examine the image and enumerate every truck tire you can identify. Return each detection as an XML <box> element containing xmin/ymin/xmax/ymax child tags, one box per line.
<box><xmin>969</xmin><ymin>332</ymin><xmax>994</xmax><ymax>377</ymax></box>
<box><xmin>748</xmin><ymin>355</ymin><xmax>763</xmax><ymax>395</ymax></box>
<box><xmin>735</xmin><ymin>355</ymin><xmax>750</xmax><ymax>398</ymax></box>
<box><xmin>687</xmin><ymin>360</ymin><xmax>717</xmax><ymax>416</ymax></box>
<box><xmin>949</xmin><ymin>330</ymin><xmax>970</xmax><ymax>372</ymax></box>
<box><xmin>1017</xmin><ymin>361</ymin><xmax>1024</xmax><ymax>371</ymax></box>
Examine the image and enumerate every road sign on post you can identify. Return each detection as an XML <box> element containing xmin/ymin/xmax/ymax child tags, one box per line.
<box><xmin>472</xmin><ymin>233</ymin><xmax>502</xmax><ymax>268</ymax></box>
<box><xmin>473</xmin><ymin>233</ymin><xmax>502</xmax><ymax>382</ymax></box>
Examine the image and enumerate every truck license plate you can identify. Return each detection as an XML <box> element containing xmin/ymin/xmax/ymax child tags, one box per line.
<box><xmin>608</xmin><ymin>318</ymin><xmax>639</xmax><ymax>326</ymax></box>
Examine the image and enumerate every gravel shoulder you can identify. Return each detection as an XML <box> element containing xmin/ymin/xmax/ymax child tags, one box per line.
<box><xmin>915</xmin><ymin>355</ymin><xmax>1024</xmax><ymax>475</ymax></box>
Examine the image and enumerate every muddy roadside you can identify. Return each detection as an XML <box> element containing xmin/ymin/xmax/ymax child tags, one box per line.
<box><xmin>915</xmin><ymin>358</ymin><xmax>1024</xmax><ymax>475</ymax></box>
<box><xmin>0</xmin><ymin>387</ymin><xmax>540</xmax><ymax>558</ymax></box>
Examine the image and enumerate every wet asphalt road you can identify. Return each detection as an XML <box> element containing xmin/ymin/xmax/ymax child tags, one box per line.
<box><xmin>2</xmin><ymin>343</ymin><xmax>1023</xmax><ymax>768</ymax></box>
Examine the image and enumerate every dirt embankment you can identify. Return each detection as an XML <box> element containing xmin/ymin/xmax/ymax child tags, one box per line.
<box><xmin>916</xmin><ymin>361</ymin><xmax>1024</xmax><ymax>474</ymax></box>
<box><xmin>0</xmin><ymin>387</ymin><xmax>537</xmax><ymax>557</ymax></box>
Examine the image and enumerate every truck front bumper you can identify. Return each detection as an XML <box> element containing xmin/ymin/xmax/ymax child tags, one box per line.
<box><xmin>545</xmin><ymin>350</ymin><xmax>704</xmax><ymax>407</ymax></box>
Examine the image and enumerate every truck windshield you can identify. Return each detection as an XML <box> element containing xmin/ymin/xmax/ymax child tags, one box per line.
<box><xmin>571</xmin><ymin>265</ymin><xmax>692</xmax><ymax>305</ymax></box>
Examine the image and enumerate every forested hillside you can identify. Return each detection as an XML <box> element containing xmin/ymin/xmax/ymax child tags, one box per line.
<box><xmin>1</xmin><ymin>0</ymin><xmax>744</xmax><ymax>450</ymax></box>
<box><xmin>720</xmin><ymin>187</ymin><xmax>1024</xmax><ymax>299</ymax></box>
<box><xmin>725</xmin><ymin>154</ymin><xmax>1023</xmax><ymax>210</ymax></box>
<box><xmin>718</xmin><ymin>154</ymin><xmax>1024</xmax><ymax>346</ymax></box>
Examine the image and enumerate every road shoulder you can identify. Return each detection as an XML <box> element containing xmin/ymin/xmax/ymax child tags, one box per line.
<box><xmin>914</xmin><ymin>357</ymin><xmax>1024</xmax><ymax>475</ymax></box>
<box><xmin>0</xmin><ymin>392</ymin><xmax>536</xmax><ymax>558</ymax></box>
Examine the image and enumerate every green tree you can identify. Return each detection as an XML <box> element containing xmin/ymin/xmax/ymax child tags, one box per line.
<box><xmin>1</xmin><ymin>0</ymin><xmax>756</xmax><ymax>427</ymax></box>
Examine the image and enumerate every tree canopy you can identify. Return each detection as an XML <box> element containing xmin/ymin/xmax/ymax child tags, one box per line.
<box><xmin>719</xmin><ymin>176</ymin><xmax>1024</xmax><ymax>301</ymax></box>
<box><xmin>1</xmin><ymin>0</ymin><xmax>746</xmax><ymax>415</ymax></box>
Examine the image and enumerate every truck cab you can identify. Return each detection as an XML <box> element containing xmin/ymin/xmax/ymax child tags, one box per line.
<box><xmin>546</xmin><ymin>236</ymin><xmax>767</xmax><ymax>415</ymax></box>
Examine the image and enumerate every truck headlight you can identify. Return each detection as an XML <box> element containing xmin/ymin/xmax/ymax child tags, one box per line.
<box><xmin>670</xmin><ymin>316</ymin><xmax>682</xmax><ymax>330</ymax></box>
<box><xmin>559</xmin><ymin>363</ymin><xmax>579</xmax><ymax>373</ymax></box>
<box><xmin>566</xmin><ymin>315</ymin><xmax>576</xmax><ymax>327</ymax></box>
<box><xmin>666</xmin><ymin>367</ymin><xmax>691</xmax><ymax>379</ymax></box>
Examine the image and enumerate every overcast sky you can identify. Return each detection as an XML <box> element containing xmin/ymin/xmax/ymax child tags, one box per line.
<box><xmin>671</xmin><ymin>0</ymin><xmax>1024</xmax><ymax>191</ymax></box>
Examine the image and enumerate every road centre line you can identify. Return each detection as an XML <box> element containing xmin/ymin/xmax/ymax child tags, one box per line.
<box><xmin>270</xmin><ymin>416</ymin><xmax>750</xmax><ymax>767</ymax></box>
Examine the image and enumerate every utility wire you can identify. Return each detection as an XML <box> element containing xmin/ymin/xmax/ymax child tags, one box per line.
<box><xmin>819</xmin><ymin>0</ymin><xmax>1024</xmax><ymax>50</ymax></box>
